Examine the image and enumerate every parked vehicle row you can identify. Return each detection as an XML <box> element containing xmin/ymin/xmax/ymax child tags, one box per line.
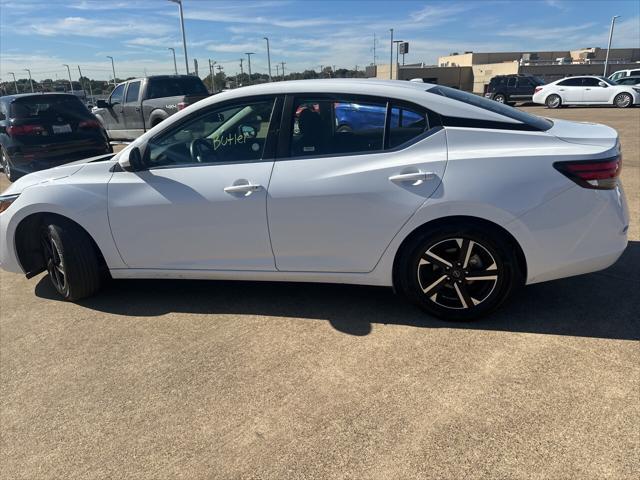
<box><xmin>0</xmin><ymin>93</ymin><xmax>112</xmax><ymax>181</ymax></box>
<box><xmin>93</xmin><ymin>75</ymin><xmax>209</xmax><ymax>141</ymax></box>
<box><xmin>0</xmin><ymin>80</ymin><xmax>628</xmax><ymax>321</ymax></box>
<box><xmin>532</xmin><ymin>76</ymin><xmax>639</xmax><ymax>108</ymax></box>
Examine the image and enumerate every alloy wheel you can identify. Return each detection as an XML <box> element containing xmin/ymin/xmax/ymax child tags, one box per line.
<box><xmin>615</xmin><ymin>94</ymin><xmax>631</xmax><ymax>108</ymax></box>
<box><xmin>41</xmin><ymin>232</ymin><xmax>67</xmax><ymax>293</ymax></box>
<box><xmin>547</xmin><ymin>96</ymin><xmax>560</xmax><ymax>108</ymax></box>
<box><xmin>417</xmin><ymin>238</ymin><xmax>499</xmax><ymax>310</ymax></box>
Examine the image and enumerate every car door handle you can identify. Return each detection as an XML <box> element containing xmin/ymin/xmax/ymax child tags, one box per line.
<box><xmin>135</xmin><ymin>107</ymin><xmax>141</xmax><ymax>112</ymax></box>
<box><xmin>585</xmin><ymin>88</ymin><xmax>591</xmax><ymax>90</ymax></box>
<box><xmin>224</xmin><ymin>183</ymin><xmax>262</xmax><ymax>193</ymax></box>
<box><xmin>389</xmin><ymin>172</ymin><xmax>435</xmax><ymax>183</ymax></box>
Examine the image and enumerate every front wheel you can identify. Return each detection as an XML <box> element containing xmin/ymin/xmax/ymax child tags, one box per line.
<box><xmin>397</xmin><ymin>225</ymin><xmax>521</xmax><ymax>321</ymax></box>
<box><xmin>493</xmin><ymin>93</ymin><xmax>506</xmax><ymax>104</ymax></box>
<box><xmin>613</xmin><ymin>93</ymin><xmax>633</xmax><ymax>108</ymax></box>
<box><xmin>545</xmin><ymin>94</ymin><xmax>561</xmax><ymax>109</ymax></box>
<box><xmin>40</xmin><ymin>219</ymin><xmax>103</xmax><ymax>301</ymax></box>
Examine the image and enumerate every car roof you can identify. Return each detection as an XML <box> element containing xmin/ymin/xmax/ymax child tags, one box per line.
<box><xmin>0</xmin><ymin>92</ymin><xmax>78</xmax><ymax>103</ymax></box>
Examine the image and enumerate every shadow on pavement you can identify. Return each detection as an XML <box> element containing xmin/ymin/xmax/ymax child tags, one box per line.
<box><xmin>36</xmin><ymin>241</ymin><xmax>640</xmax><ymax>340</ymax></box>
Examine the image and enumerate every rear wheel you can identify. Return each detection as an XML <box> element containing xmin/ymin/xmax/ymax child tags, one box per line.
<box><xmin>40</xmin><ymin>219</ymin><xmax>103</xmax><ymax>301</ymax></box>
<box><xmin>1</xmin><ymin>147</ymin><xmax>20</xmax><ymax>182</ymax></box>
<box><xmin>545</xmin><ymin>94</ymin><xmax>561</xmax><ymax>109</ymax></box>
<box><xmin>613</xmin><ymin>93</ymin><xmax>632</xmax><ymax>108</ymax></box>
<box><xmin>397</xmin><ymin>225</ymin><xmax>521</xmax><ymax>321</ymax></box>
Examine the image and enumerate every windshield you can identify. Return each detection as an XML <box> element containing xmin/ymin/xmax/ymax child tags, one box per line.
<box><xmin>427</xmin><ymin>85</ymin><xmax>553</xmax><ymax>131</ymax></box>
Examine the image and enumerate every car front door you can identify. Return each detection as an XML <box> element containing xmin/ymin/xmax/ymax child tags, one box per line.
<box><xmin>267</xmin><ymin>95</ymin><xmax>447</xmax><ymax>273</ymax></box>
<box><xmin>102</xmin><ymin>83</ymin><xmax>125</xmax><ymax>132</ymax></box>
<box><xmin>123</xmin><ymin>80</ymin><xmax>144</xmax><ymax>135</ymax></box>
<box><xmin>108</xmin><ymin>96</ymin><xmax>281</xmax><ymax>270</ymax></box>
<box><xmin>581</xmin><ymin>77</ymin><xmax>610</xmax><ymax>103</ymax></box>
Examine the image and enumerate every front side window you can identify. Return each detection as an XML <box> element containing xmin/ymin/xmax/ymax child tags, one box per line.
<box><xmin>507</xmin><ymin>77</ymin><xmax>516</xmax><ymax>87</ymax></box>
<box><xmin>290</xmin><ymin>98</ymin><xmax>386</xmax><ymax>157</ymax></box>
<box><xmin>581</xmin><ymin>78</ymin><xmax>601</xmax><ymax>87</ymax></box>
<box><xmin>125</xmin><ymin>81</ymin><xmax>141</xmax><ymax>103</ymax></box>
<box><xmin>146</xmin><ymin>98</ymin><xmax>275</xmax><ymax>168</ymax></box>
<box><xmin>110</xmin><ymin>84</ymin><xmax>125</xmax><ymax>105</ymax></box>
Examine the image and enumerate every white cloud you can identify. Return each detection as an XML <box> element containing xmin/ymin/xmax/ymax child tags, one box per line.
<box><xmin>28</xmin><ymin>16</ymin><xmax>173</xmax><ymax>38</ymax></box>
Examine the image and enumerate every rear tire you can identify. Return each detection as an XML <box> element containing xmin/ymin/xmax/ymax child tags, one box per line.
<box><xmin>614</xmin><ymin>92</ymin><xmax>632</xmax><ymax>108</ymax></box>
<box><xmin>40</xmin><ymin>219</ymin><xmax>103</xmax><ymax>301</ymax></box>
<box><xmin>1</xmin><ymin>147</ymin><xmax>21</xmax><ymax>182</ymax></box>
<box><xmin>545</xmin><ymin>94</ymin><xmax>561</xmax><ymax>109</ymax></box>
<box><xmin>397</xmin><ymin>224</ymin><xmax>521</xmax><ymax>321</ymax></box>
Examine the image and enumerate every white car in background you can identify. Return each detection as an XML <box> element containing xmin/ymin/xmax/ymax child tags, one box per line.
<box><xmin>533</xmin><ymin>76</ymin><xmax>640</xmax><ymax>108</ymax></box>
<box><xmin>0</xmin><ymin>80</ymin><xmax>629</xmax><ymax>321</ymax></box>
<box><xmin>608</xmin><ymin>68</ymin><xmax>640</xmax><ymax>82</ymax></box>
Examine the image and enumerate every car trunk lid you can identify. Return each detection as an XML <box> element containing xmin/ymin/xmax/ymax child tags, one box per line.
<box><xmin>546</xmin><ymin>118</ymin><xmax>619</xmax><ymax>147</ymax></box>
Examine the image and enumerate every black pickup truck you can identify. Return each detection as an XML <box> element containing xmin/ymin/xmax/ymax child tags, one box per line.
<box><xmin>93</xmin><ymin>75</ymin><xmax>209</xmax><ymax>141</ymax></box>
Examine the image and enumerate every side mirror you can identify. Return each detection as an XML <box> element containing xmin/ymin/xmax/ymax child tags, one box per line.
<box><xmin>598</xmin><ymin>81</ymin><xmax>608</xmax><ymax>88</ymax></box>
<box><xmin>96</xmin><ymin>99</ymin><xmax>109</xmax><ymax>108</ymax></box>
<box><xmin>118</xmin><ymin>146</ymin><xmax>145</xmax><ymax>172</ymax></box>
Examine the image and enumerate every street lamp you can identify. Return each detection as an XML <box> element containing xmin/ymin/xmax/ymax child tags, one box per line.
<box><xmin>245</xmin><ymin>52</ymin><xmax>254</xmax><ymax>85</ymax></box>
<box><xmin>603</xmin><ymin>15</ymin><xmax>621</xmax><ymax>77</ymax></box>
<box><xmin>389</xmin><ymin>28</ymin><xmax>394</xmax><ymax>79</ymax></box>
<box><xmin>393</xmin><ymin>40</ymin><xmax>403</xmax><ymax>79</ymax></box>
<box><xmin>106</xmin><ymin>56</ymin><xmax>116</xmax><ymax>86</ymax></box>
<box><xmin>264</xmin><ymin>37</ymin><xmax>272</xmax><ymax>81</ymax></box>
<box><xmin>24</xmin><ymin>68</ymin><xmax>34</xmax><ymax>92</ymax></box>
<box><xmin>8</xmin><ymin>72</ymin><xmax>18</xmax><ymax>94</ymax></box>
<box><xmin>168</xmin><ymin>0</ymin><xmax>190</xmax><ymax>75</ymax></box>
<box><xmin>168</xmin><ymin>47</ymin><xmax>178</xmax><ymax>74</ymax></box>
<box><xmin>63</xmin><ymin>64</ymin><xmax>74</xmax><ymax>94</ymax></box>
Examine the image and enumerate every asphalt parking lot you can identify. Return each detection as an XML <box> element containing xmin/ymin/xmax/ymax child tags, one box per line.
<box><xmin>1</xmin><ymin>106</ymin><xmax>638</xmax><ymax>479</ymax></box>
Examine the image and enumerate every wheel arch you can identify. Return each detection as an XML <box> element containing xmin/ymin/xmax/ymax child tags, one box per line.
<box><xmin>149</xmin><ymin>110</ymin><xmax>169</xmax><ymax>128</ymax></box>
<box><xmin>14</xmin><ymin>212</ymin><xmax>107</xmax><ymax>278</ymax></box>
<box><xmin>391</xmin><ymin>215</ymin><xmax>527</xmax><ymax>291</ymax></box>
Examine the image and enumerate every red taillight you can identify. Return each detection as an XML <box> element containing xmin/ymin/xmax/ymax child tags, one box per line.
<box><xmin>534</xmin><ymin>86</ymin><xmax>543</xmax><ymax>94</ymax></box>
<box><xmin>79</xmin><ymin>119</ymin><xmax>101</xmax><ymax>129</ymax></box>
<box><xmin>554</xmin><ymin>156</ymin><xmax>622</xmax><ymax>190</ymax></box>
<box><xmin>6</xmin><ymin>124</ymin><xmax>46</xmax><ymax>136</ymax></box>
<box><xmin>177</xmin><ymin>102</ymin><xmax>189</xmax><ymax>110</ymax></box>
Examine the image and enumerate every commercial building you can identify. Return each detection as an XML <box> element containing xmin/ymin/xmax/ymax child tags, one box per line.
<box><xmin>370</xmin><ymin>47</ymin><xmax>640</xmax><ymax>93</ymax></box>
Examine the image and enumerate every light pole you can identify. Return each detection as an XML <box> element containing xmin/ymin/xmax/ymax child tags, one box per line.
<box><xmin>239</xmin><ymin>58</ymin><xmax>244</xmax><ymax>86</ymax></box>
<box><xmin>106</xmin><ymin>56</ymin><xmax>116</xmax><ymax>86</ymax></box>
<box><xmin>280</xmin><ymin>61</ymin><xmax>286</xmax><ymax>81</ymax></box>
<box><xmin>63</xmin><ymin>64</ymin><xmax>74</xmax><ymax>94</ymax></box>
<box><xmin>208</xmin><ymin>59</ymin><xmax>216</xmax><ymax>93</ymax></box>
<box><xmin>24</xmin><ymin>68</ymin><xmax>34</xmax><ymax>92</ymax></box>
<box><xmin>168</xmin><ymin>0</ymin><xmax>189</xmax><ymax>75</ymax></box>
<box><xmin>245</xmin><ymin>52</ymin><xmax>254</xmax><ymax>84</ymax></box>
<box><xmin>603</xmin><ymin>15</ymin><xmax>621</xmax><ymax>77</ymax></box>
<box><xmin>264</xmin><ymin>37</ymin><xmax>272</xmax><ymax>81</ymax></box>
<box><xmin>389</xmin><ymin>28</ymin><xmax>394</xmax><ymax>79</ymax></box>
<box><xmin>393</xmin><ymin>40</ymin><xmax>403</xmax><ymax>79</ymax></box>
<box><xmin>8</xmin><ymin>72</ymin><xmax>18</xmax><ymax>94</ymax></box>
<box><xmin>168</xmin><ymin>47</ymin><xmax>178</xmax><ymax>74</ymax></box>
<box><xmin>78</xmin><ymin>65</ymin><xmax>93</xmax><ymax>102</ymax></box>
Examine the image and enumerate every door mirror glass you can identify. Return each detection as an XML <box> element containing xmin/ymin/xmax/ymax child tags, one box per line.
<box><xmin>118</xmin><ymin>146</ymin><xmax>145</xmax><ymax>172</ymax></box>
<box><xmin>598</xmin><ymin>81</ymin><xmax>608</xmax><ymax>87</ymax></box>
<box><xmin>96</xmin><ymin>99</ymin><xmax>109</xmax><ymax>108</ymax></box>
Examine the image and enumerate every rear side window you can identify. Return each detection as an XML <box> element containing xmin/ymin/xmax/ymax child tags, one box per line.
<box><xmin>291</xmin><ymin>98</ymin><xmax>386</xmax><ymax>157</ymax></box>
<box><xmin>557</xmin><ymin>78</ymin><xmax>583</xmax><ymax>86</ymax></box>
<box><xmin>389</xmin><ymin>105</ymin><xmax>429</xmax><ymax>148</ymax></box>
<box><xmin>507</xmin><ymin>77</ymin><xmax>516</xmax><ymax>87</ymax></box>
<box><xmin>125</xmin><ymin>81</ymin><xmax>141</xmax><ymax>103</ymax></box>
<box><xmin>427</xmin><ymin>85</ymin><xmax>553</xmax><ymax>131</ymax></box>
<box><xmin>147</xmin><ymin>77</ymin><xmax>208</xmax><ymax>99</ymax></box>
<box><xmin>10</xmin><ymin>95</ymin><xmax>89</xmax><ymax>120</ymax></box>
<box><xmin>631</xmin><ymin>70</ymin><xmax>640</xmax><ymax>76</ymax></box>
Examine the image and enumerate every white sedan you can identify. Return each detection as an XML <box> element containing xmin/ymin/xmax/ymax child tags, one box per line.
<box><xmin>0</xmin><ymin>80</ymin><xmax>629</xmax><ymax>320</ymax></box>
<box><xmin>533</xmin><ymin>75</ymin><xmax>640</xmax><ymax>108</ymax></box>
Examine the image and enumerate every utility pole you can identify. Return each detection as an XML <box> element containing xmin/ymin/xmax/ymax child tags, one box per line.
<box><xmin>63</xmin><ymin>64</ymin><xmax>74</xmax><ymax>94</ymax></box>
<box><xmin>389</xmin><ymin>28</ymin><xmax>393</xmax><ymax>79</ymax></box>
<box><xmin>264</xmin><ymin>37</ymin><xmax>272</xmax><ymax>81</ymax></box>
<box><xmin>603</xmin><ymin>15</ymin><xmax>621</xmax><ymax>76</ymax></box>
<box><xmin>372</xmin><ymin>33</ymin><xmax>377</xmax><ymax>66</ymax></box>
<box><xmin>245</xmin><ymin>52</ymin><xmax>254</xmax><ymax>85</ymax></box>
<box><xmin>239</xmin><ymin>58</ymin><xmax>244</xmax><ymax>86</ymax></box>
<box><xmin>194</xmin><ymin>58</ymin><xmax>199</xmax><ymax>77</ymax></box>
<box><xmin>8</xmin><ymin>72</ymin><xmax>18</xmax><ymax>94</ymax></box>
<box><xmin>280</xmin><ymin>61</ymin><xmax>286</xmax><ymax>80</ymax></box>
<box><xmin>106</xmin><ymin>56</ymin><xmax>116</xmax><ymax>86</ymax></box>
<box><xmin>24</xmin><ymin>68</ymin><xmax>34</xmax><ymax>92</ymax></box>
<box><xmin>168</xmin><ymin>0</ymin><xmax>189</xmax><ymax>75</ymax></box>
<box><xmin>208</xmin><ymin>59</ymin><xmax>216</xmax><ymax>93</ymax></box>
<box><xmin>275</xmin><ymin>64</ymin><xmax>280</xmax><ymax>79</ymax></box>
<box><xmin>78</xmin><ymin>65</ymin><xmax>93</xmax><ymax>101</ymax></box>
<box><xmin>168</xmin><ymin>47</ymin><xmax>178</xmax><ymax>74</ymax></box>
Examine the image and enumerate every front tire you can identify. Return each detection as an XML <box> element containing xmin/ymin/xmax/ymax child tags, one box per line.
<box><xmin>397</xmin><ymin>225</ymin><xmax>521</xmax><ymax>321</ymax></box>
<box><xmin>493</xmin><ymin>93</ymin><xmax>507</xmax><ymax>104</ymax></box>
<box><xmin>613</xmin><ymin>93</ymin><xmax>633</xmax><ymax>108</ymax></box>
<box><xmin>40</xmin><ymin>219</ymin><xmax>103</xmax><ymax>301</ymax></box>
<box><xmin>545</xmin><ymin>94</ymin><xmax>561</xmax><ymax>109</ymax></box>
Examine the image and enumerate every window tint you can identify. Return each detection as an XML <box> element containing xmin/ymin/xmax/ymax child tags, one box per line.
<box><xmin>146</xmin><ymin>77</ymin><xmax>208</xmax><ymax>99</ymax></box>
<box><xmin>146</xmin><ymin>98</ymin><xmax>275</xmax><ymax>168</ymax></box>
<box><xmin>581</xmin><ymin>77</ymin><xmax>601</xmax><ymax>87</ymax></box>
<box><xmin>10</xmin><ymin>95</ymin><xmax>89</xmax><ymax>120</ymax></box>
<box><xmin>631</xmin><ymin>70</ymin><xmax>640</xmax><ymax>76</ymax></box>
<box><xmin>507</xmin><ymin>77</ymin><xmax>516</xmax><ymax>87</ymax></box>
<box><xmin>427</xmin><ymin>85</ymin><xmax>553</xmax><ymax>131</ymax></box>
<box><xmin>110</xmin><ymin>84</ymin><xmax>125</xmax><ymax>105</ymax></box>
<box><xmin>291</xmin><ymin>98</ymin><xmax>385</xmax><ymax>157</ymax></box>
<box><xmin>125</xmin><ymin>81</ymin><xmax>141</xmax><ymax>103</ymax></box>
<box><xmin>557</xmin><ymin>78</ymin><xmax>583</xmax><ymax>86</ymax></box>
<box><xmin>389</xmin><ymin>105</ymin><xmax>428</xmax><ymax>148</ymax></box>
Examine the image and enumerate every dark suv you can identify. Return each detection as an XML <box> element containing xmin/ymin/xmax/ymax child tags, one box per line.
<box><xmin>0</xmin><ymin>93</ymin><xmax>111</xmax><ymax>181</ymax></box>
<box><xmin>485</xmin><ymin>74</ymin><xmax>545</xmax><ymax>105</ymax></box>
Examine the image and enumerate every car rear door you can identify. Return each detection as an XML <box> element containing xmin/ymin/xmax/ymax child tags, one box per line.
<box><xmin>266</xmin><ymin>94</ymin><xmax>447</xmax><ymax>273</ymax></box>
<box><xmin>123</xmin><ymin>80</ymin><xmax>144</xmax><ymax>135</ymax></box>
<box><xmin>556</xmin><ymin>78</ymin><xmax>583</xmax><ymax>103</ymax></box>
<box><xmin>108</xmin><ymin>96</ymin><xmax>282</xmax><ymax>270</ymax></box>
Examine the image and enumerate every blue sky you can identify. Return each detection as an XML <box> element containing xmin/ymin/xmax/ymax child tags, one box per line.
<box><xmin>1</xmin><ymin>0</ymin><xmax>638</xmax><ymax>81</ymax></box>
